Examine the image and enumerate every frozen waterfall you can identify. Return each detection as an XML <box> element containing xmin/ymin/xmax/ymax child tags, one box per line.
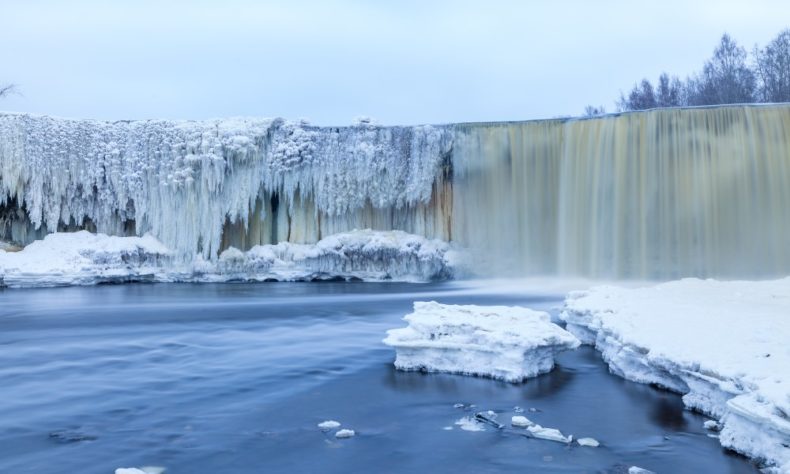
<box><xmin>1</xmin><ymin>104</ymin><xmax>789</xmax><ymax>279</ymax></box>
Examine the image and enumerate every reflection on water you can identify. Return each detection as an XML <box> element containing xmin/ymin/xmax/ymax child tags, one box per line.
<box><xmin>0</xmin><ymin>282</ymin><xmax>757</xmax><ymax>473</ymax></box>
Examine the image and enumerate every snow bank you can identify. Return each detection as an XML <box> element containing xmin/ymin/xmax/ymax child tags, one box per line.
<box><xmin>384</xmin><ymin>302</ymin><xmax>580</xmax><ymax>382</ymax></box>
<box><xmin>0</xmin><ymin>230</ymin><xmax>170</xmax><ymax>287</ymax></box>
<box><xmin>0</xmin><ymin>229</ymin><xmax>460</xmax><ymax>288</ymax></box>
<box><xmin>214</xmin><ymin>229</ymin><xmax>460</xmax><ymax>282</ymax></box>
<box><xmin>561</xmin><ymin>278</ymin><xmax>790</xmax><ymax>472</ymax></box>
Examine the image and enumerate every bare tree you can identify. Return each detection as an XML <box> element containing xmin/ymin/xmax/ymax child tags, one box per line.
<box><xmin>655</xmin><ymin>73</ymin><xmax>684</xmax><ymax>107</ymax></box>
<box><xmin>618</xmin><ymin>79</ymin><xmax>658</xmax><ymax>111</ymax></box>
<box><xmin>688</xmin><ymin>33</ymin><xmax>755</xmax><ymax>105</ymax></box>
<box><xmin>754</xmin><ymin>29</ymin><xmax>790</xmax><ymax>102</ymax></box>
<box><xmin>583</xmin><ymin>105</ymin><xmax>606</xmax><ymax>117</ymax></box>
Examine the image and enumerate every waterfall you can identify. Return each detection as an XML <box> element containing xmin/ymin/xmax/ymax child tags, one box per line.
<box><xmin>1</xmin><ymin>105</ymin><xmax>788</xmax><ymax>279</ymax></box>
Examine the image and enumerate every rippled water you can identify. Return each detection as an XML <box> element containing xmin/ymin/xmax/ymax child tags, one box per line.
<box><xmin>0</xmin><ymin>282</ymin><xmax>757</xmax><ymax>473</ymax></box>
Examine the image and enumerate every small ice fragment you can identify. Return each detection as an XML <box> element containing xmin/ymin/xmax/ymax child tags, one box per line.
<box><xmin>318</xmin><ymin>420</ymin><xmax>341</xmax><ymax>430</ymax></box>
<box><xmin>703</xmin><ymin>420</ymin><xmax>720</xmax><ymax>431</ymax></box>
<box><xmin>511</xmin><ymin>416</ymin><xmax>534</xmax><ymax>428</ymax></box>
<box><xmin>707</xmin><ymin>433</ymin><xmax>719</xmax><ymax>439</ymax></box>
<box><xmin>513</xmin><ymin>406</ymin><xmax>524</xmax><ymax>413</ymax></box>
<box><xmin>474</xmin><ymin>412</ymin><xmax>504</xmax><ymax>429</ymax></box>
<box><xmin>442</xmin><ymin>426</ymin><xmax>453</xmax><ymax>431</ymax></box>
<box><xmin>527</xmin><ymin>424</ymin><xmax>571</xmax><ymax>443</ymax></box>
<box><xmin>576</xmin><ymin>437</ymin><xmax>599</xmax><ymax>447</ymax></box>
<box><xmin>335</xmin><ymin>429</ymin><xmax>355</xmax><ymax>439</ymax></box>
<box><xmin>453</xmin><ymin>403</ymin><xmax>464</xmax><ymax>409</ymax></box>
<box><xmin>528</xmin><ymin>407</ymin><xmax>539</xmax><ymax>413</ymax></box>
<box><xmin>628</xmin><ymin>467</ymin><xmax>655</xmax><ymax>474</ymax></box>
<box><xmin>455</xmin><ymin>416</ymin><xmax>485</xmax><ymax>432</ymax></box>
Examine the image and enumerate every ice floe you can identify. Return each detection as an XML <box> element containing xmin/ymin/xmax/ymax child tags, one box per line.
<box><xmin>576</xmin><ymin>437</ymin><xmax>600</xmax><ymax>447</ymax></box>
<box><xmin>318</xmin><ymin>420</ymin><xmax>341</xmax><ymax>430</ymax></box>
<box><xmin>527</xmin><ymin>424</ymin><xmax>572</xmax><ymax>443</ymax></box>
<box><xmin>334</xmin><ymin>429</ymin><xmax>355</xmax><ymax>439</ymax></box>
<box><xmin>0</xmin><ymin>229</ymin><xmax>460</xmax><ymax>287</ymax></box>
<box><xmin>383</xmin><ymin>302</ymin><xmax>580</xmax><ymax>382</ymax></box>
<box><xmin>561</xmin><ymin>278</ymin><xmax>790</xmax><ymax>472</ymax></box>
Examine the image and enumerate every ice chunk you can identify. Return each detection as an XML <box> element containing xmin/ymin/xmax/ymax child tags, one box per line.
<box><xmin>383</xmin><ymin>302</ymin><xmax>580</xmax><ymax>382</ymax></box>
<box><xmin>576</xmin><ymin>437</ymin><xmax>599</xmax><ymax>447</ymax></box>
<box><xmin>511</xmin><ymin>415</ymin><xmax>534</xmax><ymax>428</ymax></box>
<box><xmin>318</xmin><ymin>420</ymin><xmax>341</xmax><ymax>430</ymax></box>
<box><xmin>561</xmin><ymin>278</ymin><xmax>790</xmax><ymax>472</ymax></box>
<box><xmin>527</xmin><ymin>424</ymin><xmax>571</xmax><ymax>443</ymax></box>
<box><xmin>335</xmin><ymin>429</ymin><xmax>355</xmax><ymax>439</ymax></box>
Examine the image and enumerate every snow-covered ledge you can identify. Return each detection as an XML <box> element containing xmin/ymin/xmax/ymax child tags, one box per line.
<box><xmin>0</xmin><ymin>229</ymin><xmax>463</xmax><ymax>288</ymax></box>
<box><xmin>560</xmin><ymin>279</ymin><xmax>790</xmax><ymax>472</ymax></box>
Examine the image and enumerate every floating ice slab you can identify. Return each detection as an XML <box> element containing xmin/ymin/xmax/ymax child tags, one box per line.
<box><xmin>318</xmin><ymin>420</ymin><xmax>341</xmax><ymax>430</ymax></box>
<box><xmin>561</xmin><ymin>278</ymin><xmax>790</xmax><ymax>472</ymax></box>
<box><xmin>383</xmin><ymin>302</ymin><xmax>580</xmax><ymax>382</ymax></box>
<box><xmin>0</xmin><ymin>229</ymin><xmax>460</xmax><ymax>288</ymax></box>
<box><xmin>527</xmin><ymin>424</ymin><xmax>572</xmax><ymax>443</ymax></box>
<box><xmin>335</xmin><ymin>429</ymin><xmax>355</xmax><ymax>439</ymax></box>
<box><xmin>576</xmin><ymin>437</ymin><xmax>600</xmax><ymax>447</ymax></box>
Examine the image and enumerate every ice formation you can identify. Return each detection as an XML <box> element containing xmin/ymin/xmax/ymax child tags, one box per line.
<box><xmin>0</xmin><ymin>113</ymin><xmax>452</xmax><ymax>261</ymax></box>
<box><xmin>561</xmin><ymin>278</ymin><xmax>790</xmax><ymax>472</ymax></box>
<box><xmin>383</xmin><ymin>302</ymin><xmax>580</xmax><ymax>382</ymax></box>
<box><xmin>0</xmin><ymin>229</ymin><xmax>459</xmax><ymax>287</ymax></box>
<box><xmin>3</xmin><ymin>105</ymin><xmax>790</xmax><ymax>279</ymax></box>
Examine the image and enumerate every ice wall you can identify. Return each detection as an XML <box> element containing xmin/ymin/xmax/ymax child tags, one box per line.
<box><xmin>2</xmin><ymin>105</ymin><xmax>789</xmax><ymax>279</ymax></box>
<box><xmin>0</xmin><ymin>114</ymin><xmax>452</xmax><ymax>259</ymax></box>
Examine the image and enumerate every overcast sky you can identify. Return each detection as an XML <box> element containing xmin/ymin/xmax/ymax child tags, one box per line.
<box><xmin>1</xmin><ymin>0</ymin><xmax>788</xmax><ymax>125</ymax></box>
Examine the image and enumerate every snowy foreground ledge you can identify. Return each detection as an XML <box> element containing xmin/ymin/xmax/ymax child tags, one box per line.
<box><xmin>561</xmin><ymin>279</ymin><xmax>790</xmax><ymax>472</ymax></box>
<box><xmin>0</xmin><ymin>230</ymin><xmax>461</xmax><ymax>288</ymax></box>
<box><xmin>384</xmin><ymin>302</ymin><xmax>580</xmax><ymax>382</ymax></box>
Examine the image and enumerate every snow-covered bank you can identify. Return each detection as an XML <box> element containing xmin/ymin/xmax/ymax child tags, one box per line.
<box><xmin>561</xmin><ymin>279</ymin><xmax>790</xmax><ymax>472</ymax></box>
<box><xmin>384</xmin><ymin>302</ymin><xmax>580</xmax><ymax>382</ymax></box>
<box><xmin>0</xmin><ymin>230</ymin><xmax>461</xmax><ymax>288</ymax></box>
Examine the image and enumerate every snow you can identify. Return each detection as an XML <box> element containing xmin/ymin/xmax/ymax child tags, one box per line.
<box><xmin>561</xmin><ymin>278</ymin><xmax>790</xmax><ymax>472</ymax></box>
<box><xmin>384</xmin><ymin>302</ymin><xmax>580</xmax><ymax>382</ymax></box>
<box><xmin>0</xmin><ymin>229</ymin><xmax>460</xmax><ymax>287</ymax></box>
<box><xmin>0</xmin><ymin>113</ymin><xmax>452</xmax><ymax>259</ymax></box>
<box><xmin>318</xmin><ymin>420</ymin><xmax>341</xmax><ymax>430</ymax></box>
<box><xmin>334</xmin><ymin>429</ymin><xmax>355</xmax><ymax>439</ymax></box>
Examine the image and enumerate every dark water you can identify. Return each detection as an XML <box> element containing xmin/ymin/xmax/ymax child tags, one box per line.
<box><xmin>0</xmin><ymin>282</ymin><xmax>757</xmax><ymax>473</ymax></box>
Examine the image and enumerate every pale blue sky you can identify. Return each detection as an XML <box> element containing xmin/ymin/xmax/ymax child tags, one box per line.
<box><xmin>1</xmin><ymin>0</ymin><xmax>788</xmax><ymax>125</ymax></box>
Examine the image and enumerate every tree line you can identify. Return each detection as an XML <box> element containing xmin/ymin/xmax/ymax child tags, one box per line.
<box><xmin>585</xmin><ymin>28</ymin><xmax>790</xmax><ymax>116</ymax></box>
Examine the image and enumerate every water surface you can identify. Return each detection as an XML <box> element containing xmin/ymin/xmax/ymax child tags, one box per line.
<box><xmin>0</xmin><ymin>282</ymin><xmax>757</xmax><ymax>473</ymax></box>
